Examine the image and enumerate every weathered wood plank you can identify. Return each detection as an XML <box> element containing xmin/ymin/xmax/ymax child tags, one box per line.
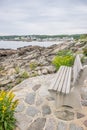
<box><xmin>49</xmin><ymin>66</ymin><xmax>72</xmax><ymax>94</ymax></box>
<box><xmin>66</xmin><ymin>67</ymin><xmax>72</xmax><ymax>94</ymax></box>
<box><xmin>57</xmin><ymin>67</ymin><xmax>67</xmax><ymax>92</ymax></box>
<box><xmin>61</xmin><ymin>67</ymin><xmax>70</xmax><ymax>93</ymax></box>
<box><xmin>53</xmin><ymin>66</ymin><xmax>65</xmax><ymax>91</ymax></box>
<box><xmin>48</xmin><ymin>66</ymin><xmax>63</xmax><ymax>90</ymax></box>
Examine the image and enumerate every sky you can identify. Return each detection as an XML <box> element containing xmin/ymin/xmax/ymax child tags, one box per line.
<box><xmin>0</xmin><ymin>0</ymin><xmax>87</xmax><ymax>35</ymax></box>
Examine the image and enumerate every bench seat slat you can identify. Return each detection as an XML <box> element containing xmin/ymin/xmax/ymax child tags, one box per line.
<box><xmin>65</xmin><ymin>67</ymin><xmax>72</xmax><ymax>94</ymax></box>
<box><xmin>48</xmin><ymin>66</ymin><xmax>72</xmax><ymax>94</ymax></box>
<box><xmin>53</xmin><ymin>66</ymin><xmax>66</xmax><ymax>91</ymax></box>
<box><xmin>57</xmin><ymin>67</ymin><xmax>67</xmax><ymax>92</ymax></box>
<box><xmin>61</xmin><ymin>67</ymin><xmax>71</xmax><ymax>93</ymax></box>
<box><xmin>48</xmin><ymin>66</ymin><xmax>63</xmax><ymax>90</ymax></box>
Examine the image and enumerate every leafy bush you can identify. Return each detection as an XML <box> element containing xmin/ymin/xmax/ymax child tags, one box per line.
<box><xmin>20</xmin><ymin>71</ymin><xmax>29</xmax><ymax>79</ymax></box>
<box><xmin>52</xmin><ymin>50</ymin><xmax>74</xmax><ymax>70</ymax></box>
<box><xmin>0</xmin><ymin>91</ymin><xmax>18</xmax><ymax>130</ymax></box>
<box><xmin>83</xmin><ymin>47</ymin><xmax>87</xmax><ymax>56</ymax></box>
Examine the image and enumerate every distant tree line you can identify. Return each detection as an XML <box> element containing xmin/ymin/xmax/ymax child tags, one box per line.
<box><xmin>0</xmin><ymin>34</ymin><xmax>87</xmax><ymax>40</ymax></box>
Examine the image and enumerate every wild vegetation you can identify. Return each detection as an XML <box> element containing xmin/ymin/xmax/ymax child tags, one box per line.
<box><xmin>52</xmin><ymin>50</ymin><xmax>75</xmax><ymax>70</ymax></box>
<box><xmin>0</xmin><ymin>91</ymin><xmax>18</xmax><ymax>130</ymax></box>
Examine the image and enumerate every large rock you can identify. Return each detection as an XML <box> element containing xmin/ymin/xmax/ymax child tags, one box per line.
<box><xmin>38</xmin><ymin>56</ymin><xmax>49</xmax><ymax>65</ymax></box>
<box><xmin>0</xmin><ymin>79</ymin><xmax>11</xmax><ymax>86</ymax></box>
<box><xmin>75</xmin><ymin>42</ymin><xmax>86</xmax><ymax>48</ymax></box>
<box><xmin>0</xmin><ymin>49</ymin><xmax>16</xmax><ymax>57</ymax></box>
<box><xmin>17</xmin><ymin>45</ymin><xmax>44</xmax><ymax>56</ymax></box>
<box><xmin>42</xmin><ymin>69</ymin><xmax>48</xmax><ymax>74</ymax></box>
<box><xmin>43</xmin><ymin>66</ymin><xmax>56</xmax><ymax>73</ymax></box>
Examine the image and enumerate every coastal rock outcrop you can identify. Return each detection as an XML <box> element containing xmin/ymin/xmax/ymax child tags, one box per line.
<box><xmin>0</xmin><ymin>49</ymin><xmax>16</xmax><ymax>57</ymax></box>
<box><xmin>0</xmin><ymin>41</ymin><xmax>86</xmax><ymax>90</ymax></box>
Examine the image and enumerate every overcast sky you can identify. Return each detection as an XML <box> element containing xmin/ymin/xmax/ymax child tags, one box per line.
<box><xmin>0</xmin><ymin>0</ymin><xmax>87</xmax><ymax>35</ymax></box>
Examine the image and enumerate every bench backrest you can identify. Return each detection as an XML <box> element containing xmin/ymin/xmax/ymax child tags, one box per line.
<box><xmin>73</xmin><ymin>54</ymin><xmax>83</xmax><ymax>84</ymax></box>
<box><xmin>48</xmin><ymin>66</ymin><xmax>72</xmax><ymax>94</ymax></box>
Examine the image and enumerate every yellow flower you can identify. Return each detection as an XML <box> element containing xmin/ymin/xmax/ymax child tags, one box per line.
<box><xmin>0</xmin><ymin>91</ymin><xmax>6</xmax><ymax>97</ymax></box>
<box><xmin>2</xmin><ymin>106</ymin><xmax>6</xmax><ymax>113</ymax></box>
<box><xmin>8</xmin><ymin>91</ymin><xmax>15</xmax><ymax>101</ymax></box>
<box><xmin>0</xmin><ymin>97</ymin><xmax>3</xmax><ymax>101</ymax></box>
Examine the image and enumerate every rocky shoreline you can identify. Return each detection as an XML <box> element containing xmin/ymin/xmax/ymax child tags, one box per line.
<box><xmin>0</xmin><ymin>41</ymin><xmax>87</xmax><ymax>90</ymax></box>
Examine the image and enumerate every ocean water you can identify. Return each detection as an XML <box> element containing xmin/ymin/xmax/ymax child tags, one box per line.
<box><xmin>0</xmin><ymin>41</ymin><xmax>61</xmax><ymax>50</ymax></box>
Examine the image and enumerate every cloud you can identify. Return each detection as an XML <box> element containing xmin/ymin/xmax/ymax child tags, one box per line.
<box><xmin>0</xmin><ymin>0</ymin><xmax>87</xmax><ymax>35</ymax></box>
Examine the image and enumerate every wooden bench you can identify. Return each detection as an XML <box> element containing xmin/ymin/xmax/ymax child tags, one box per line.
<box><xmin>48</xmin><ymin>66</ymin><xmax>72</xmax><ymax>94</ymax></box>
<box><xmin>48</xmin><ymin>54</ymin><xmax>83</xmax><ymax>109</ymax></box>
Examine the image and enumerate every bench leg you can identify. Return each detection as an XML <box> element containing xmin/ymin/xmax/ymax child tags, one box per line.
<box><xmin>66</xmin><ymin>88</ymin><xmax>82</xmax><ymax>110</ymax></box>
<box><xmin>56</xmin><ymin>90</ymin><xmax>82</xmax><ymax>110</ymax></box>
<box><xmin>49</xmin><ymin>89</ymin><xmax>82</xmax><ymax>110</ymax></box>
<box><xmin>56</xmin><ymin>93</ymin><xmax>64</xmax><ymax>108</ymax></box>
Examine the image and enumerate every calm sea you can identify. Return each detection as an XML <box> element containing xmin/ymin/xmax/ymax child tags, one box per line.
<box><xmin>0</xmin><ymin>41</ymin><xmax>61</xmax><ymax>50</ymax></box>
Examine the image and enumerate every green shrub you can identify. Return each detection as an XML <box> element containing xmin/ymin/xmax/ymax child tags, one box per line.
<box><xmin>52</xmin><ymin>50</ymin><xmax>74</xmax><ymax>70</ymax></box>
<box><xmin>83</xmin><ymin>47</ymin><xmax>87</xmax><ymax>56</ymax></box>
<box><xmin>29</xmin><ymin>62</ymin><xmax>38</xmax><ymax>70</ymax></box>
<box><xmin>20</xmin><ymin>71</ymin><xmax>29</xmax><ymax>79</ymax></box>
<box><xmin>52</xmin><ymin>56</ymin><xmax>74</xmax><ymax>70</ymax></box>
<box><xmin>0</xmin><ymin>91</ymin><xmax>18</xmax><ymax>130</ymax></box>
<box><xmin>57</xmin><ymin>50</ymin><xmax>73</xmax><ymax>56</ymax></box>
